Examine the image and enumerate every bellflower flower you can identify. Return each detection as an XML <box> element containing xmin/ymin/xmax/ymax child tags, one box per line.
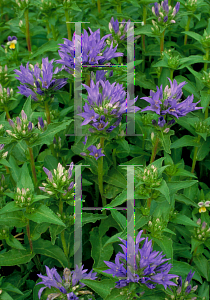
<box><xmin>36</xmin><ymin>265</ymin><xmax>97</xmax><ymax>300</ymax></box>
<box><xmin>168</xmin><ymin>270</ymin><xmax>198</xmax><ymax>299</ymax></box>
<box><xmin>39</xmin><ymin>162</ymin><xmax>75</xmax><ymax>201</ymax></box>
<box><xmin>141</xmin><ymin>78</ymin><xmax>202</xmax><ymax>118</ymax></box>
<box><xmin>56</xmin><ymin>28</ymin><xmax>123</xmax><ymax>72</ymax></box>
<box><xmin>151</xmin><ymin>0</ymin><xmax>180</xmax><ymax>25</ymax></box>
<box><xmin>103</xmin><ymin>230</ymin><xmax>178</xmax><ymax>292</ymax></box>
<box><xmin>78</xmin><ymin>79</ymin><xmax>140</xmax><ymax>133</ymax></box>
<box><xmin>14</xmin><ymin>57</ymin><xmax>67</xmax><ymax>102</ymax></box>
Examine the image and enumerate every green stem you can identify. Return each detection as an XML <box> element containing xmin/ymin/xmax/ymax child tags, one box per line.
<box><xmin>98</xmin><ymin>137</ymin><xmax>106</xmax><ymax>215</ymax></box>
<box><xmin>191</xmin><ymin>135</ymin><xmax>201</xmax><ymax>174</ymax></box>
<box><xmin>28</xmin><ymin>147</ymin><xmax>38</xmax><ymax>187</ymax></box>
<box><xmin>45</xmin><ymin>101</ymin><xmax>51</xmax><ymax>124</ymax></box>
<box><xmin>112</xmin><ymin>148</ymin><xmax>117</xmax><ymax>168</ymax></box>
<box><xmin>64</xmin><ymin>9</ymin><xmax>71</xmax><ymax>40</ymax></box>
<box><xmin>204</xmin><ymin>48</ymin><xmax>209</xmax><ymax>72</ymax></box>
<box><xmin>160</xmin><ymin>30</ymin><xmax>165</xmax><ymax>75</ymax></box>
<box><xmin>97</xmin><ymin>0</ymin><xmax>101</xmax><ymax>13</ymax></box>
<box><xmin>26</xmin><ymin>219</ymin><xmax>33</xmax><ymax>253</ymax></box>
<box><xmin>24</xmin><ymin>9</ymin><xmax>31</xmax><ymax>52</ymax></box>
<box><xmin>59</xmin><ymin>199</ymin><xmax>68</xmax><ymax>257</ymax></box>
<box><xmin>118</xmin><ymin>56</ymin><xmax>122</xmax><ymax>64</ymax></box>
<box><xmin>170</xmin><ymin>69</ymin><xmax>174</xmax><ymax>80</ymax></box>
<box><xmin>184</xmin><ymin>16</ymin><xmax>192</xmax><ymax>46</ymax></box>
<box><xmin>46</xmin><ymin>20</ymin><xmax>51</xmax><ymax>40</ymax></box>
<box><xmin>189</xmin><ymin>246</ymin><xmax>197</xmax><ymax>265</ymax></box>
<box><xmin>141</xmin><ymin>6</ymin><xmax>147</xmax><ymax>72</ymax></box>
<box><xmin>147</xmin><ymin>197</ymin><xmax>151</xmax><ymax>209</ymax></box>
<box><xmin>51</xmin><ymin>24</ymin><xmax>57</xmax><ymax>41</ymax></box>
<box><xmin>94</xmin><ymin>181</ymin><xmax>99</xmax><ymax>208</ymax></box>
<box><xmin>117</xmin><ymin>2</ymin><xmax>122</xmax><ymax>21</ymax></box>
<box><xmin>85</xmin><ymin>73</ymin><xmax>91</xmax><ymax>87</ymax></box>
<box><xmin>150</xmin><ymin>136</ymin><xmax>159</xmax><ymax>164</ymax></box>
<box><xmin>4</xmin><ymin>106</ymin><xmax>10</xmax><ymax>121</ymax></box>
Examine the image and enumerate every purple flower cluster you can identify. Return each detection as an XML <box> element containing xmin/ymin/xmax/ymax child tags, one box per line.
<box><xmin>103</xmin><ymin>230</ymin><xmax>178</xmax><ymax>291</ymax></box>
<box><xmin>80</xmin><ymin>136</ymin><xmax>105</xmax><ymax>160</ymax></box>
<box><xmin>56</xmin><ymin>28</ymin><xmax>123</xmax><ymax>71</ymax></box>
<box><xmin>108</xmin><ymin>17</ymin><xmax>132</xmax><ymax>41</ymax></box>
<box><xmin>14</xmin><ymin>57</ymin><xmax>67</xmax><ymax>102</ymax></box>
<box><xmin>171</xmin><ymin>270</ymin><xmax>198</xmax><ymax>299</ymax></box>
<box><xmin>152</xmin><ymin>0</ymin><xmax>180</xmax><ymax>23</ymax></box>
<box><xmin>141</xmin><ymin>78</ymin><xmax>202</xmax><ymax>118</ymax></box>
<box><xmin>36</xmin><ymin>265</ymin><xmax>97</xmax><ymax>300</ymax></box>
<box><xmin>77</xmin><ymin>79</ymin><xmax>139</xmax><ymax>133</ymax></box>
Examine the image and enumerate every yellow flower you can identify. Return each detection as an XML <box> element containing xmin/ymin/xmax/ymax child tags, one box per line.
<box><xmin>199</xmin><ymin>206</ymin><xmax>206</xmax><ymax>213</ymax></box>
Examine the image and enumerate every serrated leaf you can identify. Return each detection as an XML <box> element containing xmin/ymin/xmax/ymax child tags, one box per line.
<box><xmin>80</xmin><ymin>278</ymin><xmax>116</xmax><ymax>299</ymax></box>
<box><xmin>172</xmin><ymin>214</ymin><xmax>199</xmax><ymax>227</ymax></box>
<box><xmin>110</xmin><ymin>210</ymin><xmax>126</xmax><ymax>231</ymax></box>
<box><xmin>33</xmin><ymin>238</ymin><xmax>69</xmax><ymax>268</ymax></box>
<box><xmin>6</xmin><ymin>235</ymin><xmax>26</xmax><ymax>250</ymax></box>
<box><xmin>24</xmin><ymin>204</ymin><xmax>66</xmax><ymax>226</ymax></box>
<box><xmin>0</xmin><ymin>249</ymin><xmax>34</xmax><ymax>266</ymax></box>
<box><xmin>153</xmin><ymin>180</ymin><xmax>170</xmax><ymax>202</ymax></box>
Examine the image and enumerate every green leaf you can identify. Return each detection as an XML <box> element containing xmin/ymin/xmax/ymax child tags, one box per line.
<box><xmin>32</xmin><ymin>195</ymin><xmax>50</xmax><ymax>204</ymax></box>
<box><xmin>191</xmin><ymin>237</ymin><xmax>204</xmax><ymax>253</ymax></box>
<box><xmin>80</xmin><ymin>278</ymin><xmax>116</xmax><ymax>299</ymax></box>
<box><xmin>181</xmin><ymin>31</ymin><xmax>202</xmax><ymax>43</ymax></box>
<box><xmin>153</xmin><ymin>180</ymin><xmax>170</xmax><ymax>203</ymax></box>
<box><xmin>30</xmin><ymin>222</ymin><xmax>49</xmax><ymax>241</ymax></box>
<box><xmin>17</xmin><ymin>163</ymin><xmax>34</xmax><ymax>192</ymax></box>
<box><xmin>0</xmin><ymin>249</ymin><xmax>34</xmax><ymax>266</ymax></box>
<box><xmin>104</xmin><ymin>287</ymin><xmax>128</xmax><ymax>300</ymax></box>
<box><xmin>0</xmin><ymin>201</ymin><xmax>22</xmax><ymax>215</ymax></box>
<box><xmin>9</xmin><ymin>155</ymin><xmax>21</xmax><ymax>183</ymax></box>
<box><xmin>0</xmin><ymin>211</ymin><xmax>27</xmax><ymax>227</ymax></box>
<box><xmin>82</xmin><ymin>212</ymin><xmax>107</xmax><ymax>225</ymax></box>
<box><xmin>29</xmin><ymin>121</ymin><xmax>72</xmax><ymax>147</ymax></box>
<box><xmin>171</xmin><ymin>135</ymin><xmax>199</xmax><ymax>148</ymax></box>
<box><xmin>178</xmin><ymin>55</ymin><xmax>210</xmax><ymax>69</ymax></box>
<box><xmin>103</xmin><ymin>168</ymin><xmax>127</xmax><ymax>188</ymax></box>
<box><xmin>174</xmin><ymin>168</ymin><xmax>197</xmax><ymax>178</ymax></box>
<box><xmin>167</xmin><ymin>180</ymin><xmax>198</xmax><ymax>194</ymax></box>
<box><xmin>110</xmin><ymin>210</ymin><xmax>126</xmax><ymax>231</ymax></box>
<box><xmin>24</xmin><ymin>204</ymin><xmax>66</xmax><ymax>226</ymax></box>
<box><xmin>49</xmin><ymin>224</ymin><xmax>65</xmax><ymax>245</ymax></box>
<box><xmin>193</xmin><ymin>254</ymin><xmax>209</xmax><ymax>280</ymax></box>
<box><xmin>33</xmin><ymin>238</ymin><xmax>69</xmax><ymax>268</ymax></box>
<box><xmin>90</xmin><ymin>227</ymin><xmax>113</xmax><ymax>268</ymax></box>
<box><xmin>22</xmin><ymin>95</ymin><xmax>32</xmax><ymax>118</ymax></box>
<box><xmin>30</xmin><ymin>40</ymin><xmax>62</xmax><ymax>59</ymax></box>
<box><xmin>43</xmin><ymin>155</ymin><xmax>59</xmax><ymax>172</ymax></box>
<box><xmin>196</xmin><ymin>139</ymin><xmax>210</xmax><ymax>161</ymax></box>
<box><xmin>0</xmin><ymin>158</ymin><xmax>11</xmax><ymax>168</ymax></box>
<box><xmin>6</xmin><ymin>234</ymin><xmax>26</xmax><ymax>250</ymax></box>
<box><xmin>175</xmin><ymin>194</ymin><xmax>198</xmax><ymax>207</ymax></box>
<box><xmin>1</xmin><ymin>282</ymin><xmax>23</xmax><ymax>295</ymax></box>
<box><xmin>171</xmin><ymin>214</ymin><xmax>199</xmax><ymax>227</ymax></box>
<box><xmin>172</xmin><ymin>261</ymin><xmax>202</xmax><ymax>283</ymax></box>
<box><xmin>104</xmin><ymin>190</ymin><xmax>127</xmax><ymax>208</ymax></box>
<box><xmin>160</xmin><ymin>130</ymin><xmax>174</xmax><ymax>154</ymax></box>
<box><xmin>152</xmin><ymin>237</ymin><xmax>173</xmax><ymax>262</ymax></box>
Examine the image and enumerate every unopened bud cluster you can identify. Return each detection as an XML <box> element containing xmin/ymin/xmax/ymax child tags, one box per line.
<box><xmin>194</xmin><ymin>120</ymin><xmax>210</xmax><ymax>135</ymax></box>
<box><xmin>193</xmin><ymin>219</ymin><xmax>210</xmax><ymax>241</ymax></box>
<box><xmin>56</xmin><ymin>212</ymin><xmax>74</xmax><ymax>227</ymax></box>
<box><xmin>147</xmin><ymin>217</ymin><xmax>166</xmax><ymax>237</ymax></box>
<box><xmin>39</xmin><ymin>162</ymin><xmax>75</xmax><ymax>202</ymax></box>
<box><xmin>0</xmin><ymin>65</ymin><xmax>8</xmax><ymax>84</ymax></box>
<box><xmin>6</xmin><ymin>110</ymin><xmax>40</xmax><ymax>143</ymax></box>
<box><xmin>161</xmin><ymin>49</ymin><xmax>181</xmax><ymax>70</ymax></box>
<box><xmin>0</xmin><ymin>174</ymin><xmax>7</xmax><ymax>198</ymax></box>
<box><xmin>185</xmin><ymin>0</ymin><xmax>197</xmax><ymax>12</ymax></box>
<box><xmin>53</xmin><ymin>136</ymin><xmax>62</xmax><ymax>150</ymax></box>
<box><xmin>201</xmin><ymin>29</ymin><xmax>210</xmax><ymax>49</ymax></box>
<box><xmin>14</xmin><ymin>187</ymin><xmax>34</xmax><ymax>209</ymax></box>
<box><xmin>136</xmin><ymin>165</ymin><xmax>162</xmax><ymax>198</ymax></box>
<box><xmin>107</xmin><ymin>18</ymin><xmax>134</xmax><ymax>47</ymax></box>
<box><xmin>40</xmin><ymin>0</ymin><xmax>57</xmax><ymax>12</ymax></box>
<box><xmin>0</xmin><ymin>84</ymin><xmax>14</xmax><ymax>106</ymax></box>
<box><xmin>0</xmin><ymin>144</ymin><xmax>8</xmax><ymax>161</ymax></box>
<box><xmin>15</xmin><ymin>0</ymin><xmax>29</xmax><ymax>9</ymax></box>
<box><xmin>201</xmin><ymin>70</ymin><xmax>210</xmax><ymax>89</ymax></box>
<box><xmin>151</xmin><ymin>0</ymin><xmax>180</xmax><ymax>34</ymax></box>
<box><xmin>0</xmin><ymin>226</ymin><xmax>9</xmax><ymax>240</ymax></box>
<box><xmin>164</xmin><ymin>163</ymin><xmax>178</xmax><ymax>177</ymax></box>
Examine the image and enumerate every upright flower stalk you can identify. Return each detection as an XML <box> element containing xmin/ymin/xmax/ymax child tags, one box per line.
<box><xmin>142</xmin><ymin>6</ymin><xmax>147</xmax><ymax>72</ymax></box>
<box><xmin>98</xmin><ymin>137</ymin><xmax>106</xmax><ymax>214</ymax></box>
<box><xmin>64</xmin><ymin>9</ymin><xmax>71</xmax><ymax>40</ymax></box>
<box><xmin>191</xmin><ymin>135</ymin><xmax>201</xmax><ymax>174</ymax></box>
<box><xmin>59</xmin><ymin>198</ymin><xmax>68</xmax><ymax>257</ymax></box>
<box><xmin>24</xmin><ymin>8</ymin><xmax>31</xmax><ymax>52</ymax></box>
<box><xmin>27</xmin><ymin>144</ymin><xmax>38</xmax><ymax>186</ymax></box>
<box><xmin>97</xmin><ymin>0</ymin><xmax>101</xmax><ymax>13</ymax></box>
<box><xmin>184</xmin><ymin>16</ymin><xmax>192</xmax><ymax>46</ymax></box>
<box><xmin>44</xmin><ymin>101</ymin><xmax>51</xmax><ymax>124</ymax></box>
<box><xmin>150</xmin><ymin>136</ymin><xmax>160</xmax><ymax>163</ymax></box>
